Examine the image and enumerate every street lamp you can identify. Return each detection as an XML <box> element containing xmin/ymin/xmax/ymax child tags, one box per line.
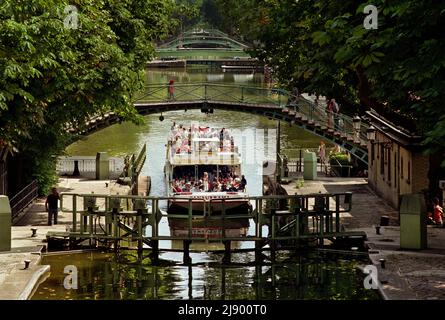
<box><xmin>353</xmin><ymin>115</ymin><xmax>361</xmax><ymax>131</ymax></box>
<box><xmin>367</xmin><ymin>125</ymin><xmax>376</xmax><ymax>142</ymax></box>
<box><xmin>353</xmin><ymin>115</ymin><xmax>361</xmax><ymax>141</ymax></box>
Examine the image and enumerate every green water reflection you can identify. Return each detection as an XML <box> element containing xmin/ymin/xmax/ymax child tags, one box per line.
<box><xmin>32</xmin><ymin>251</ymin><xmax>380</xmax><ymax>300</ymax></box>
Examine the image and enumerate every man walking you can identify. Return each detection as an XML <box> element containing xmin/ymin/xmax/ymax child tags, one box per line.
<box><xmin>46</xmin><ymin>187</ymin><xmax>60</xmax><ymax>226</ymax></box>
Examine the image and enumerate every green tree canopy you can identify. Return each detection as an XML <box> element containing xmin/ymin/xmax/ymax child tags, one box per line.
<box><xmin>216</xmin><ymin>0</ymin><xmax>445</xmax><ymax>159</ymax></box>
<box><xmin>0</xmin><ymin>0</ymin><xmax>174</xmax><ymax>191</ymax></box>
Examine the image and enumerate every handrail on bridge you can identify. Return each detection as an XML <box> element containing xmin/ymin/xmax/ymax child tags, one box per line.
<box><xmin>134</xmin><ymin>83</ymin><xmax>369</xmax><ymax>146</ymax></box>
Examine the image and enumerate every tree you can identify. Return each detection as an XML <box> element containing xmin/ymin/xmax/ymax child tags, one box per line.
<box><xmin>215</xmin><ymin>0</ymin><xmax>445</xmax><ymax>161</ymax></box>
<box><xmin>0</xmin><ymin>0</ymin><xmax>174</xmax><ymax>192</ymax></box>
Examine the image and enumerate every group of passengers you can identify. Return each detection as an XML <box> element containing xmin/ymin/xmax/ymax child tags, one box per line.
<box><xmin>169</xmin><ymin>122</ymin><xmax>235</xmax><ymax>155</ymax></box>
<box><xmin>172</xmin><ymin>171</ymin><xmax>247</xmax><ymax>193</ymax></box>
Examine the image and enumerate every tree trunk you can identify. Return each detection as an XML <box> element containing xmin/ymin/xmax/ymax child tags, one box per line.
<box><xmin>356</xmin><ymin>66</ymin><xmax>384</xmax><ymax>115</ymax></box>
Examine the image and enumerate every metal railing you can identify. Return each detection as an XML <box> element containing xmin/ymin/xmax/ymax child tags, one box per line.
<box><xmin>57</xmin><ymin>157</ymin><xmax>124</xmax><ymax>175</ymax></box>
<box><xmin>278</xmin><ymin>150</ymin><xmax>332</xmax><ymax>176</ymax></box>
<box><xmin>10</xmin><ymin>179</ymin><xmax>38</xmax><ymax>219</ymax></box>
<box><xmin>329</xmin><ymin>158</ymin><xmax>353</xmax><ymax>177</ymax></box>
<box><xmin>158</xmin><ymin>30</ymin><xmax>250</xmax><ymax>51</ymax></box>
<box><xmin>56</xmin><ymin>192</ymin><xmax>360</xmax><ymax>247</ymax></box>
<box><xmin>135</xmin><ymin>83</ymin><xmax>369</xmax><ymax>147</ymax></box>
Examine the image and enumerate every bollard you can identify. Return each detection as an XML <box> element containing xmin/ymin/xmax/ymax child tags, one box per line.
<box><xmin>375</xmin><ymin>226</ymin><xmax>381</xmax><ymax>235</ymax></box>
<box><xmin>24</xmin><ymin>260</ymin><xmax>31</xmax><ymax>269</ymax></box>
<box><xmin>379</xmin><ymin>258</ymin><xmax>386</xmax><ymax>269</ymax></box>
<box><xmin>96</xmin><ymin>152</ymin><xmax>110</xmax><ymax>180</ymax></box>
<box><xmin>380</xmin><ymin>216</ymin><xmax>390</xmax><ymax>226</ymax></box>
<box><xmin>31</xmin><ymin>228</ymin><xmax>37</xmax><ymax>237</ymax></box>
<box><xmin>0</xmin><ymin>196</ymin><xmax>12</xmax><ymax>251</ymax></box>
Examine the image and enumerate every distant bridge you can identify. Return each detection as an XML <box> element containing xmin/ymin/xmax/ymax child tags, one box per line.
<box><xmin>73</xmin><ymin>83</ymin><xmax>369</xmax><ymax>165</ymax></box>
<box><xmin>157</xmin><ymin>29</ymin><xmax>250</xmax><ymax>52</ymax></box>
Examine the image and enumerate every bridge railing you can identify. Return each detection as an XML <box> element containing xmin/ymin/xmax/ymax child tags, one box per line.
<box><xmin>136</xmin><ymin>83</ymin><xmax>289</xmax><ymax>107</ymax></box>
<box><xmin>157</xmin><ymin>30</ymin><xmax>250</xmax><ymax>50</ymax></box>
<box><xmin>135</xmin><ymin>83</ymin><xmax>369</xmax><ymax>148</ymax></box>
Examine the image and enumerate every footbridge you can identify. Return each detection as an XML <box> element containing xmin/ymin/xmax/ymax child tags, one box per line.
<box><xmin>157</xmin><ymin>29</ymin><xmax>250</xmax><ymax>52</ymax></box>
<box><xmin>74</xmin><ymin>83</ymin><xmax>369</xmax><ymax>165</ymax></box>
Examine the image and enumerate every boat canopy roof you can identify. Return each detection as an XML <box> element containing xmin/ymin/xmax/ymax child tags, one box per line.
<box><xmin>168</xmin><ymin>124</ymin><xmax>242</xmax><ymax>165</ymax></box>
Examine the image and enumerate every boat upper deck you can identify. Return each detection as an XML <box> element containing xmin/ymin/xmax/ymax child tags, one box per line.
<box><xmin>167</xmin><ymin>123</ymin><xmax>241</xmax><ymax>166</ymax></box>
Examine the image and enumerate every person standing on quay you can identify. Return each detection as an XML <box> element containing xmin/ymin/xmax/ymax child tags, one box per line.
<box><xmin>318</xmin><ymin>141</ymin><xmax>326</xmax><ymax>169</ymax></box>
<box><xmin>432</xmin><ymin>197</ymin><xmax>444</xmax><ymax>226</ymax></box>
<box><xmin>45</xmin><ymin>187</ymin><xmax>60</xmax><ymax>226</ymax></box>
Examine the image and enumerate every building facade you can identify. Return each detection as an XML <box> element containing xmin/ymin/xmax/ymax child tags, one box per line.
<box><xmin>366</xmin><ymin>111</ymin><xmax>429</xmax><ymax>209</ymax></box>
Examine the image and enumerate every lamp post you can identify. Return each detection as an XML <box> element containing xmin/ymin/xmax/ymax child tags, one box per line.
<box><xmin>353</xmin><ymin>115</ymin><xmax>361</xmax><ymax>142</ymax></box>
<box><xmin>366</xmin><ymin>125</ymin><xmax>376</xmax><ymax>143</ymax></box>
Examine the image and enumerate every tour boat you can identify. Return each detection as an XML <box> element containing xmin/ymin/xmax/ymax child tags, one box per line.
<box><xmin>164</xmin><ymin>124</ymin><xmax>251</xmax><ymax>217</ymax></box>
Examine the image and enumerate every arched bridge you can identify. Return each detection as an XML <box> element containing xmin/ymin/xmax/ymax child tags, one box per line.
<box><xmin>76</xmin><ymin>83</ymin><xmax>369</xmax><ymax>165</ymax></box>
<box><xmin>157</xmin><ymin>29</ymin><xmax>250</xmax><ymax>52</ymax></box>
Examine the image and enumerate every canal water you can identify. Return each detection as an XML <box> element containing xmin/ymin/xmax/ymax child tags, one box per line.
<box><xmin>67</xmin><ymin>67</ymin><xmax>330</xmax><ymax>197</ymax></box>
<box><xmin>32</xmin><ymin>250</ymin><xmax>379</xmax><ymax>300</ymax></box>
<box><xmin>33</xmin><ymin>65</ymin><xmax>377</xmax><ymax>300</ymax></box>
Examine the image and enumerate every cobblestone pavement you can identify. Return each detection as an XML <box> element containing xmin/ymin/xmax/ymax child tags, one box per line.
<box><xmin>387</xmin><ymin>254</ymin><xmax>445</xmax><ymax>299</ymax></box>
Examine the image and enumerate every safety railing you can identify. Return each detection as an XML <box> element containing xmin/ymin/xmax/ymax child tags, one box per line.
<box><xmin>10</xmin><ymin>179</ymin><xmax>38</xmax><ymax>219</ymax></box>
<box><xmin>158</xmin><ymin>33</ymin><xmax>249</xmax><ymax>51</ymax></box>
<box><xmin>57</xmin><ymin>192</ymin><xmax>356</xmax><ymax>245</ymax></box>
<box><xmin>57</xmin><ymin>157</ymin><xmax>124</xmax><ymax>176</ymax></box>
<box><xmin>134</xmin><ymin>83</ymin><xmax>369</xmax><ymax>148</ymax></box>
<box><xmin>329</xmin><ymin>158</ymin><xmax>353</xmax><ymax>177</ymax></box>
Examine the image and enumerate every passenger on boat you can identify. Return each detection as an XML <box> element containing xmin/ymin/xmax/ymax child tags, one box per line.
<box><xmin>240</xmin><ymin>175</ymin><xmax>247</xmax><ymax>191</ymax></box>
